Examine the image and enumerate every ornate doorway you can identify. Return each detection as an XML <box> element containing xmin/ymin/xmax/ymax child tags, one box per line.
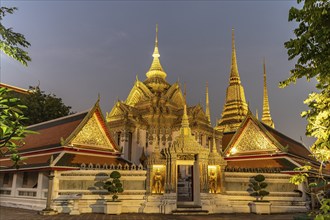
<box><xmin>177</xmin><ymin>165</ymin><xmax>193</xmax><ymax>202</ymax></box>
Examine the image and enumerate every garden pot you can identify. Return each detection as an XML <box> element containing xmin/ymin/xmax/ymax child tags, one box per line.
<box><xmin>104</xmin><ymin>200</ymin><xmax>122</xmax><ymax>215</ymax></box>
<box><xmin>250</xmin><ymin>201</ymin><xmax>271</xmax><ymax>214</ymax></box>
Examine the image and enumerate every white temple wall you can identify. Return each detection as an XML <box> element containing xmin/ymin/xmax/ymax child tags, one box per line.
<box><xmin>0</xmin><ymin>171</ymin><xmax>48</xmax><ymax>210</ymax></box>
<box><xmin>223</xmin><ymin>172</ymin><xmax>307</xmax><ymax>213</ymax></box>
<box><xmin>53</xmin><ymin>167</ymin><xmax>147</xmax><ymax>214</ymax></box>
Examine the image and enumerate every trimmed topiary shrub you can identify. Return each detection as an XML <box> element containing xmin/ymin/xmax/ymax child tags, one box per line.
<box><xmin>249</xmin><ymin>174</ymin><xmax>270</xmax><ymax>201</ymax></box>
<box><xmin>103</xmin><ymin>171</ymin><xmax>124</xmax><ymax>201</ymax></box>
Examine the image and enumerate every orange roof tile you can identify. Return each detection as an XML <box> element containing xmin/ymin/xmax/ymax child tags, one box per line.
<box><xmin>19</xmin><ymin>112</ymin><xmax>88</xmax><ymax>152</ymax></box>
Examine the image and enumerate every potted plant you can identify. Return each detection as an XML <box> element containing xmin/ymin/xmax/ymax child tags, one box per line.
<box><xmin>248</xmin><ymin>174</ymin><xmax>271</xmax><ymax>214</ymax></box>
<box><xmin>103</xmin><ymin>171</ymin><xmax>124</xmax><ymax>215</ymax></box>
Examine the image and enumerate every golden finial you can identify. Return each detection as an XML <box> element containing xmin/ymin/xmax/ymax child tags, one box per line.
<box><xmin>153</xmin><ymin>23</ymin><xmax>159</xmax><ymax>58</ymax></box>
<box><xmin>230</xmin><ymin>28</ymin><xmax>240</xmax><ymax>78</ymax></box>
<box><xmin>184</xmin><ymin>82</ymin><xmax>187</xmax><ymax>104</ymax></box>
<box><xmin>261</xmin><ymin>58</ymin><xmax>275</xmax><ymax>128</ymax></box>
<box><xmin>256</xmin><ymin>108</ymin><xmax>259</xmax><ymax>120</ymax></box>
<box><xmin>212</xmin><ymin>131</ymin><xmax>217</xmax><ymax>153</ymax></box>
<box><xmin>180</xmin><ymin>104</ymin><xmax>191</xmax><ymax>136</ymax></box>
<box><xmin>205</xmin><ymin>81</ymin><xmax>211</xmax><ymax>124</ymax></box>
<box><xmin>145</xmin><ymin>24</ymin><xmax>167</xmax><ymax>80</ymax></box>
<box><xmin>181</xmin><ymin>104</ymin><xmax>189</xmax><ymax>128</ymax></box>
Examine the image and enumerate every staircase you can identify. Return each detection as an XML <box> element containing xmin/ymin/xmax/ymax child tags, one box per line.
<box><xmin>172</xmin><ymin>205</ymin><xmax>209</xmax><ymax>215</ymax></box>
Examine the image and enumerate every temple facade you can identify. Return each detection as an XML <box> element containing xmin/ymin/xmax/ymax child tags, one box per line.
<box><xmin>0</xmin><ymin>27</ymin><xmax>318</xmax><ymax>215</ymax></box>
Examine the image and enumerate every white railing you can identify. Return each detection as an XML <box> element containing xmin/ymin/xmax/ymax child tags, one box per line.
<box><xmin>17</xmin><ymin>188</ymin><xmax>37</xmax><ymax>198</ymax></box>
<box><xmin>0</xmin><ymin>187</ymin><xmax>11</xmax><ymax>196</ymax></box>
<box><xmin>80</xmin><ymin>162</ymin><xmax>144</xmax><ymax>170</ymax></box>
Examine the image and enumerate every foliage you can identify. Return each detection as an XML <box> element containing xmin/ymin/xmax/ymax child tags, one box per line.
<box><xmin>280</xmin><ymin>0</ymin><xmax>330</xmax><ymax>89</ymax></box>
<box><xmin>16</xmin><ymin>86</ymin><xmax>72</xmax><ymax>125</ymax></box>
<box><xmin>0</xmin><ymin>88</ymin><xmax>35</xmax><ymax>167</ymax></box>
<box><xmin>0</xmin><ymin>6</ymin><xmax>32</xmax><ymax>166</ymax></box>
<box><xmin>249</xmin><ymin>174</ymin><xmax>270</xmax><ymax>201</ymax></box>
<box><xmin>0</xmin><ymin>7</ymin><xmax>31</xmax><ymax>66</ymax></box>
<box><xmin>281</xmin><ymin>0</ymin><xmax>330</xmax><ymax>162</ymax></box>
<box><xmin>282</xmin><ymin>1</ymin><xmax>330</xmax><ymax>219</ymax></box>
<box><xmin>290</xmin><ymin>166</ymin><xmax>330</xmax><ymax>220</ymax></box>
<box><xmin>103</xmin><ymin>171</ymin><xmax>124</xmax><ymax>201</ymax></box>
<box><xmin>289</xmin><ymin>165</ymin><xmax>311</xmax><ymax>185</ymax></box>
<box><xmin>301</xmin><ymin>89</ymin><xmax>330</xmax><ymax>163</ymax></box>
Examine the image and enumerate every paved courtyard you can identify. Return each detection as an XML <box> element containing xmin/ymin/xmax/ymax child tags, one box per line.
<box><xmin>0</xmin><ymin>206</ymin><xmax>310</xmax><ymax>220</ymax></box>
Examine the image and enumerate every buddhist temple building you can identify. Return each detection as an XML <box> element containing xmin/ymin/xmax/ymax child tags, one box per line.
<box><xmin>0</xmin><ymin>27</ymin><xmax>320</xmax><ymax>215</ymax></box>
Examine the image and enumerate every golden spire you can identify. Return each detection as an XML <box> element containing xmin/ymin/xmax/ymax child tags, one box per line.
<box><xmin>145</xmin><ymin>24</ymin><xmax>167</xmax><ymax>80</ymax></box>
<box><xmin>184</xmin><ymin>82</ymin><xmax>187</xmax><ymax>104</ymax></box>
<box><xmin>261</xmin><ymin>59</ymin><xmax>275</xmax><ymax>128</ymax></box>
<box><xmin>212</xmin><ymin>133</ymin><xmax>217</xmax><ymax>153</ymax></box>
<box><xmin>230</xmin><ymin>28</ymin><xmax>240</xmax><ymax>79</ymax></box>
<box><xmin>215</xmin><ymin>29</ymin><xmax>248</xmax><ymax>133</ymax></box>
<box><xmin>205</xmin><ymin>81</ymin><xmax>211</xmax><ymax>124</ymax></box>
<box><xmin>180</xmin><ymin>104</ymin><xmax>191</xmax><ymax>136</ymax></box>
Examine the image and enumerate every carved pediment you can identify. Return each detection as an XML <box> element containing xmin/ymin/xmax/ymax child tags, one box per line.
<box><xmin>126</xmin><ymin>80</ymin><xmax>153</xmax><ymax>106</ymax></box>
<box><xmin>190</xmin><ymin>105</ymin><xmax>207</xmax><ymax>120</ymax></box>
<box><xmin>71</xmin><ymin>114</ymin><xmax>114</xmax><ymax>150</ymax></box>
<box><xmin>164</xmin><ymin>83</ymin><xmax>185</xmax><ymax>107</ymax></box>
<box><xmin>226</xmin><ymin>119</ymin><xmax>279</xmax><ymax>156</ymax></box>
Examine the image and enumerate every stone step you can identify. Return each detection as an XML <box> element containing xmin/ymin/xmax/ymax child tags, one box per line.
<box><xmin>176</xmin><ymin>205</ymin><xmax>202</xmax><ymax>211</ymax></box>
<box><xmin>172</xmin><ymin>209</ymin><xmax>209</xmax><ymax>215</ymax></box>
<box><xmin>173</xmin><ymin>206</ymin><xmax>209</xmax><ymax>215</ymax></box>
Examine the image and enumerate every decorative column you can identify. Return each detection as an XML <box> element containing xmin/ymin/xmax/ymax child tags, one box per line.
<box><xmin>10</xmin><ymin>173</ymin><xmax>17</xmax><ymax>197</ymax></box>
<box><xmin>146</xmin><ymin>157</ymin><xmax>153</xmax><ymax>195</ymax></box>
<box><xmin>219</xmin><ymin>166</ymin><xmax>226</xmax><ymax>193</ymax></box>
<box><xmin>122</xmin><ymin>130</ymin><xmax>129</xmax><ymax>159</ymax></box>
<box><xmin>36</xmin><ymin>172</ymin><xmax>44</xmax><ymax>199</ymax></box>
<box><xmin>39</xmin><ymin>171</ymin><xmax>58</xmax><ymax>215</ymax></box>
<box><xmin>208</xmin><ymin>137</ymin><xmax>227</xmax><ymax>194</ymax></box>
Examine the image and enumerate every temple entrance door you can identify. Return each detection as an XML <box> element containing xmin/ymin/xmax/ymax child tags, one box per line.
<box><xmin>177</xmin><ymin>165</ymin><xmax>193</xmax><ymax>202</ymax></box>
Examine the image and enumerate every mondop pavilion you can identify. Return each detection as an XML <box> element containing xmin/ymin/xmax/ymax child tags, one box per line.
<box><xmin>0</xmin><ymin>27</ymin><xmax>317</xmax><ymax>215</ymax></box>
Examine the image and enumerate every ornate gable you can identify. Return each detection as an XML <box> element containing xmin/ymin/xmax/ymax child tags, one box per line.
<box><xmin>65</xmin><ymin>100</ymin><xmax>119</xmax><ymax>152</ymax></box>
<box><xmin>107</xmin><ymin>102</ymin><xmax>124</xmax><ymax>119</ymax></box>
<box><xmin>190</xmin><ymin>105</ymin><xmax>207</xmax><ymax>120</ymax></box>
<box><xmin>164</xmin><ymin>83</ymin><xmax>185</xmax><ymax>107</ymax></box>
<box><xmin>225</xmin><ymin>115</ymin><xmax>283</xmax><ymax>157</ymax></box>
<box><xmin>70</xmin><ymin>113</ymin><xmax>114</xmax><ymax>149</ymax></box>
<box><xmin>126</xmin><ymin>80</ymin><xmax>153</xmax><ymax>106</ymax></box>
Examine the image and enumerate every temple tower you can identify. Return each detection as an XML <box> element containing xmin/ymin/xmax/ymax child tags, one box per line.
<box><xmin>261</xmin><ymin>59</ymin><xmax>275</xmax><ymax>128</ymax></box>
<box><xmin>215</xmin><ymin>29</ymin><xmax>248</xmax><ymax>133</ymax></box>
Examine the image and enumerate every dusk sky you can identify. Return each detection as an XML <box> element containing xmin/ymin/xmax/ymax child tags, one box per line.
<box><xmin>0</xmin><ymin>1</ymin><xmax>316</xmax><ymax>147</ymax></box>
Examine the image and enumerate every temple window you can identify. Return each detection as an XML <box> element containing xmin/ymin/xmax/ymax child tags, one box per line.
<box><xmin>22</xmin><ymin>172</ymin><xmax>38</xmax><ymax>188</ymax></box>
<box><xmin>2</xmin><ymin>173</ymin><xmax>13</xmax><ymax>187</ymax></box>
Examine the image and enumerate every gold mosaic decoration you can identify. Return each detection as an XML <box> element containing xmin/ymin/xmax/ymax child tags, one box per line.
<box><xmin>72</xmin><ymin>114</ymin><xmax>112</xmax><ymax>149</ymax></box>
<box><xmin>230</xmin><ymin>120</ymin><xmax>277</xmax><ymax>154</ymax></box>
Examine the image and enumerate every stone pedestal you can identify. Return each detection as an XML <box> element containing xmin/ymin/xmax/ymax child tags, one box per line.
<box><xmin>69</xmin><ymin>199</ymin><xmax>81</xmax><ymax>215</ymax></box>
<box><xmin>104</xmin><ymin>201</ymin><xmax>122</xmax><ymax>215</ymax></box>
<box><xmin>250</xmin><ymin>202</ymin><xmax>271</xmax><ymax>214</ymax></box>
